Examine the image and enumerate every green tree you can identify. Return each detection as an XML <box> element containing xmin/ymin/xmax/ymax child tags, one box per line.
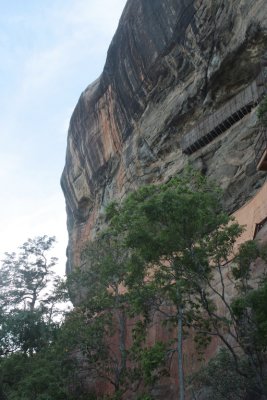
<box><xmin>68</xmin><ymin>232</ymin><xmax>130</xmax><ymax>397</ymax></box>
<box><xmin>0</xmin><ymin>236</ymin><xmax>66</xmax><ymax>357</ymax></box>
<box><xmin>106</xmin><ymin>170</ymin><xmax>246</xmax><ymax>400</ymax></box>
<box><xmin>65</xmin><ymin>232</ymin><xmax>167</xmax><ymax>400</ymax></box>
<box><xmin>108</xmin><ymin>170</ymin><xmax>267</xmax><ymax>399</ymax></box>
<box><xmin>0</xmin><ymin>349</ymin><xmax>72</xmax><ymax>400</ymax></box>
<box><xmin>190</xmin><ymin>271</ymin><xmax>267</xmax><ymax>399</ymax></box>
<box><xmin>189</xmin><ymin>348</ymin><xmax>251</xmax><ymax>400</ymax></box>
<box><xmin>0</xmin><ymin>236</ymin><xmax>58</xmax><ymax>313</ymax></box>
<box><xmin>0</xmin><ymin>236</ymin><xmax>70</xmax><ymax>400</ymax></box>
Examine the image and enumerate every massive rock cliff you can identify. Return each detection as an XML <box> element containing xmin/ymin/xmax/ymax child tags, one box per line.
<box><xmin>61</xmin><ymin>0</ymin><xmax>267</xmax><ymax>272</ymax></box>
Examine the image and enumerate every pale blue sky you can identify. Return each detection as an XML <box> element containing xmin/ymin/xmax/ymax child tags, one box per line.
<box><xmin>0</xmin><ymin>0</ymin><xmax>127</xmax><ymax>274</ymax></box>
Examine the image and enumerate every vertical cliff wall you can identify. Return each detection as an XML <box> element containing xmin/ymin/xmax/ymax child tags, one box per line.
<box><xmin>61</xmin><ymin>0</ymin><xmax>267</xmax><ymax>273</ymax></box>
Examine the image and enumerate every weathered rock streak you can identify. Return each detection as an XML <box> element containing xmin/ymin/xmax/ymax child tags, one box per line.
<box><xmin>61</xmin><ymin>0</ymin><xmax>267</xmax><ymax>274</ymax></box>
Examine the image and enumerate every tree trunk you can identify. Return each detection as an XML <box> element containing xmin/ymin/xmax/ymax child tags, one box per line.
<box><xmin>118</xmin><ymin>309</ymin><xmax>126</xmax><ymax>374</ymax></box>
<box><xmin>115</xmin><ymin>285</ymin><xmax>127</xmax><ymax>391</ymax></box>
<box><xmin>177</xmin><ymin>303</ymin><xmax>184</xmax><ymax>400</ymax></box>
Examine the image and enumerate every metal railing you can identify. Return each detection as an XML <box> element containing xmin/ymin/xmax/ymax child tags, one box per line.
<box><xmin>181</xmin><ymin>67</ymin><xmax>267</xmax><ymax>155</ymax></box>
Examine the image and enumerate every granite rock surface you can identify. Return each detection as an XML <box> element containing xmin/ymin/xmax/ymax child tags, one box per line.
<box><xmin>61</xmin><ymin>0</ymin><xmax>267</xmax><ymax>271</ymax></box>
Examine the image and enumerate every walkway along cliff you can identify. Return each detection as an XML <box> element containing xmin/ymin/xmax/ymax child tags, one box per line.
<box><xmin>61</xmin><ymin>0</ymin><xmax>267</xmax><ymax>398</ymax></box>
<box><xmin>180</xmin><ymin>62</ymin><xmax>267</xmax><ymax>155</ymax></box>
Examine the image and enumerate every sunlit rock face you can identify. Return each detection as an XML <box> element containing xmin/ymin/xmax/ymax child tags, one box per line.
<box><xmin>61</xmin><ymin>0</ymin><xmax>267</xmax><ymax>272</ymax></box>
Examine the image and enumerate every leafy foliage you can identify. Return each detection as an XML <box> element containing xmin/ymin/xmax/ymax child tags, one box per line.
<box><xmin>105</xmin><ymin>169</ymin><xmax>267</xmax><ymax>399</ymax></box>
<box><xmin>0</xmin><ymin>236</ymin><xmax>71</xmax><ymax>400</ymax></box>
<box><xmin>64</xmin><ymin>230</ymin><xmax>168</xmax><ymax>399</ymax></box>
<box><xmin>105</xmin><ymin>169</ymin><xmax>246</xmax><ymax>399</ymax></box>
<box><xmin>0</xmin><ymin>236</ymin><xmax>58</xmax><ymax>312</ymax></box>
<box><xmin>0</xmin><ymin>349</ymin><xmax>71</xmax><ymax>400</ymax></box>
<box><xmin>2</xmin><ymin>170</ymin><xmax>267</xmax><ymax>400</ymax></box>
<box><xmin>0</xmin><ymin>236</ymin><xmax>67</xmax><ymax>357</ymax></box>
<box><xmin>231</xmin><ymin>278</ymin><xmax>267</xmax><ymax>352</ymax></box>
<box><xmin>190</xmin><ymin>349</ymin><xmax>252</xmax><ymax>400</ymax></box>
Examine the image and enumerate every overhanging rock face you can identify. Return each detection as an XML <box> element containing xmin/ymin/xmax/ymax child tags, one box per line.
<box><xmin>61</xmin><ymin>0</ymin><xmax>267</xmax><ymax>273</ymax></box>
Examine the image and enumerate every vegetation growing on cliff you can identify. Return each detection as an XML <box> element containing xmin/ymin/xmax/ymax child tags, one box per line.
<box><xmin>62</xmin><ymin>231</ymin><xmax>168</xmax><ymax>399</ymax></box>
<box><xmin>1</xmin><ymin>172</ymin><xmax>267</xmax><ymax>400</ymax></box>
<box><xmin>104</xmin><ymin>170</ymin><xmax>240</xmax><ymax>400</ymax></box>
<box><xmin>190</xmin><ymin>273</ymin><xmax>267</xmax><ymax>399</ymax></box>
<box><xmin>101</xmin><ymin>170</ymin><xmax>267</xmax><ymax>399</ymax></box>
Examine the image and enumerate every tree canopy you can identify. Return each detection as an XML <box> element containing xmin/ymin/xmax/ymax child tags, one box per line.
<box><xmin>1</xmin><ymin>171</ymin><xmax>267</xmax><ymax>400</ymax></box>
